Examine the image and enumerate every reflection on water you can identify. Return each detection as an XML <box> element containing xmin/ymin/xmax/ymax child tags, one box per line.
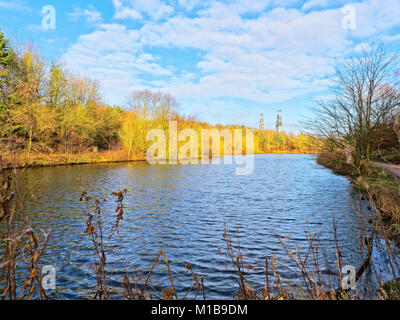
<box><xmin>9</xmin><ymin>154</ymin><xmax>389</xmax><ymax>299</ymax></box>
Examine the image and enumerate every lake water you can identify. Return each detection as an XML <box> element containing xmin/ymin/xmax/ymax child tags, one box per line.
<box><xmin>18</xmin><ymin>154</ymin><xmax>382</xmax><ymax>299</ymax></box>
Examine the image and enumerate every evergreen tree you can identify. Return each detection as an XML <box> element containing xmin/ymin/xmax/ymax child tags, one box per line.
<box><xmin>0</xmin><ymin>29</ymin><xmax>12</xmax><ymax>67</ymax></box>
<box><xmin>0</xmin><ymin>29</ymin><xmax>14</xmax><ymax>138</ymax></box>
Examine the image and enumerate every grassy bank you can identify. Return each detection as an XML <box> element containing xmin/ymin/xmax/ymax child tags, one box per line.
<box><xmin>317</xmin><ymin>152</ymin><xmax>358</xmax><ymax>177</ymax></box>
<box><xmin>364</xmin><ymin>165</ymin><xmax>400</xmax><ymax>244</ymax></box>
<box><xmin>1</xmin><ymin>150</ymin><xmax>148</xmax><ymax>169</ymax></box>
<box><xmin>317</xmin><ymin>152</ymin><xmax>400</xmax><ymax>245</ymax></box>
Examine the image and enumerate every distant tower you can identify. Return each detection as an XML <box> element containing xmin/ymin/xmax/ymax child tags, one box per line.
<box><xmin>259</xmin><ymin>113</ymin><xmax>265</xmax><ymax>132</ymax></box>
<box><xmin>276</xmin><ymin>109</ymin><xmax>282</xmax><ymax>133</ymax></box>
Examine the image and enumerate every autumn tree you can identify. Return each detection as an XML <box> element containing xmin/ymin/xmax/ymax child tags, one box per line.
<box><xmin>90</xmin><ymin>104</ymin><xmax>122</xmax><ymax>150</ymax></box>
<box><xmin>120</xmin><ymin>90</ymin><xmax>178</xmax><ymax>158</ymax></box>
<box><xmin>274</xmin><ymin>133</ymin><xmax>284</xmax><ymax>150</ymax></box>
<box><xmin>9</xmin><ymin>46</ymin><xmax>50</xmax><ymax>157</ymax></box>
<box><xmin>46</xmin><ymin>62</ymin><xmax>68</xmax><ymax>108</ymax></box>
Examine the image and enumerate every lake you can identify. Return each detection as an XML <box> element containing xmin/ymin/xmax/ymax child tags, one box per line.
<box><xmin>19</xmin><ymin>154</ymin><xmax>382</xmax><ymax>299</ymax></box>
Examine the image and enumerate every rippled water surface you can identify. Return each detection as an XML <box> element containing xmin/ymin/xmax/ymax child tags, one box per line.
<box><xmin>18</xmin><ymin>154</ymin><xmax>377</xmax><ymax>299</ymax></box>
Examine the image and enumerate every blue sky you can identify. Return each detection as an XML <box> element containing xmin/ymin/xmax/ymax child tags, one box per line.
<box><xmin>1</xmin><ymin>0</ymin><xmax>400</xmax><ymax>132</ymax></box>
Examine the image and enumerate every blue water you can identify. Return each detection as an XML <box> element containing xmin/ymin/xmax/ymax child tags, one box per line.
<box><xmin>17</xmin><ymin>154</ymin><xmax>377</xmax><ymax>299</ymax></box>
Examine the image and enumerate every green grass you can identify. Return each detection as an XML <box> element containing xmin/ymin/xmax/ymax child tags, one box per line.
<box><xmin>367</xmin><ymin>165</ymin><xmax>400</xmax><ymax>189</ymax></box>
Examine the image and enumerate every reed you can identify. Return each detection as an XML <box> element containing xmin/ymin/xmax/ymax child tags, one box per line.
<box><xmin>81</xmin><ymin>190</ymin><xmax>206</xmax><ymax>300</ymax></box>
<box><xmin>0</xmin><ymin>156</ymin><xmax>51</xmax><ymax>300</ymax></box>
<box><xmin>220</xmin><ymin>193</ymin><xmax>399</xmax><ymax>300</ymax></box>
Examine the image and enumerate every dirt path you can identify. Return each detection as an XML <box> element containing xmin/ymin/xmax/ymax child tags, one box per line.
<box><xmin>372</xmin><ymin>162</ymin><xmax>400</xmax><ymax>180</ymax></box>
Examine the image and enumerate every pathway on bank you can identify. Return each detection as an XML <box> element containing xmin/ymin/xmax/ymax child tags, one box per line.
<box><xmin>372</xmin><ymin>162</ymin><xmax>400</xmax><ymax>180</ymax></box>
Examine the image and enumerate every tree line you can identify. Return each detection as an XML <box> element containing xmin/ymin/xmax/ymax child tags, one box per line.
<box><xmin>0</xmin><ymin>29</ymin><xmax>317</xmax><ymax>161</ymax></box>
<box><xmin>0</xmin><ymin>30</ymin><xmax>123</xmax><ymax>156</ymax></box>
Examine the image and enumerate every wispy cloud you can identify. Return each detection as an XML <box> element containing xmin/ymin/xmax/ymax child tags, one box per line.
<box><xmin>382</xmin><ymin>34</ymin><xmax>400</xmax><ymax>42</ymax></box>
<box><xmin>301</xmin><ymin>0</ymin><xmax>328</xmax><ymax>11</ymax></box>
<box><xmin>113</xmin><ymin>0</ymin><xmax>174</xmax><ymax>21</ymax></box>
<box><xmin>0</xmin><ymin>0</ymin><xmax>30</xmax><ymax>12</ymax></box>
<box><xmin>68</xmin><ymin>5</ymin><xmax>102</xmax><ymax>24</ymax></box>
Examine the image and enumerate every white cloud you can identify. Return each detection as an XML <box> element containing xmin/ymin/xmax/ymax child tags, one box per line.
<box><xmin>113</xmin><ymin>0</ymin><xmax>141</xmax><ymax>20</ymax></box>
<box><xmin>61</xmin><ymin>23</ymin><xmax>174</xmax><ymax>104</ymax></box>
<box><xmin>62</xmin><ymin>0</ymin><xmax>400</xmax><ymax>110</ymax></box>
<box><xmin>177</xmin><ymin>0</ymin><xmax>201</xmax><ymax>11</ymax></box>
<box><xmin>353</xmin><ymin>42</ymin><xmax>373</xmax><ymax>53</ymax></box>
<box><xmin>113</xmin><ymin>0</ymin><xmax>174</xmax><ymax>21</ymax></box>
<box><xmin>68</xmin><ymin>5</ymin><xmax>103</xmax><ymax>24</ymax></box>
<box><xmin>131</xmin><ymin>4</ymin><xmax>347</xmax><ymax>103</ymax></box>
<box><xmin>301</xmin><ymin>0</ymin><xmax>328</xmax><ymax>11</ymax></box>
<box><xmin>382</xmin><ymin>34</ymin><xmax>400</xmax><ymax>42</ymax></box>
<box><xmin>350</xmin><ymin>0</ymin><xmax>400</xmax><ymax>38</ymax></box>
<box><xmin>0</xmin><ymin>0</ymin><xmax>30</xmax><ymax>12</ymax></box>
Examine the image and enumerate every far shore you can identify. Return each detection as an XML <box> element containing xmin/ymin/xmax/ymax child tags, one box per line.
<box><xmin>1</xmin><ymin>149</ymin><xmax>319</xmax><ymax>170</ymax></box>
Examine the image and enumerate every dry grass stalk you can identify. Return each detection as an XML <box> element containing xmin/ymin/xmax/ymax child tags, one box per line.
<box><xmin>82</xmin><ymin>190</ymin><xmax>206</xmax><ymax>300</ymax></box>
<box><xmin>0</xmin><ymin>156</ymin><xmax>51</xmax><ymax>300</ymax></box>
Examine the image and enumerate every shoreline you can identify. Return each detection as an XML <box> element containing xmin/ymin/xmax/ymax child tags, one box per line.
<box><xmin>317</xmin><ymin>152</ymin><xmax>400</xmax><ymax>296</ymax></box>
<box><xmin>317</xmin><ymin>152</ymin><xmax>400</xmax><ymax>246</ymax></box>
<box><xmin>1</xmin><ymin>150</ymin><xmax>318</xmax><ymax>170</ymax></box>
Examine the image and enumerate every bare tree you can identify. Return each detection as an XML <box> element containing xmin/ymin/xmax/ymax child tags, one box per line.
<box><xmin>126</xmin><ymin>89</ymin><xmax>178</xmax><ymax>123</ymax></box>
<box><xmin>304</xmin><ymin>44</ymin><xmax>400</xmax><ymax>174</ymax></box>
<box><xmin>120</xmin><ymin>89</ymin><xmax>179</xmax><ymax>158</ymax></box>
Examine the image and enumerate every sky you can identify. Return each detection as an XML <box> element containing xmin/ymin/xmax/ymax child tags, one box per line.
<box><xmin>0</xmin><ymin>0</ymin><xmax>400</xmax><ymax>132</ymax></box>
